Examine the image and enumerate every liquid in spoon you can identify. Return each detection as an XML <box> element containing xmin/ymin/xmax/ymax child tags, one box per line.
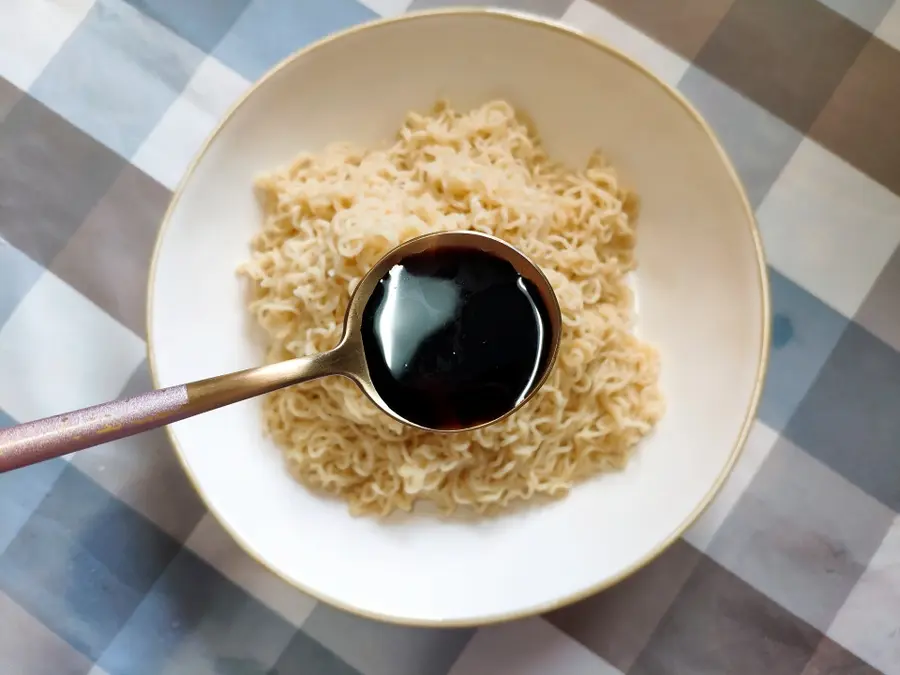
<box><xmin>360</xmin><ymin>245</ymin><xmax>553</xmax><ymax>430</ymax></box>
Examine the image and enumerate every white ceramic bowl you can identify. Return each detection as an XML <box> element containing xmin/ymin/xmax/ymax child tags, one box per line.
<box><xmin>148</xmin><ymin>9</ymin><xmax>769</xmax><ymax>625</ymax></box>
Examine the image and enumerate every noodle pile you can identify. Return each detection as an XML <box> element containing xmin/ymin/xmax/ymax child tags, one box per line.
<box><xmin>238</xmin><ymin>101</ymin><xmax>664</xmax><ymax>516</ymax></box>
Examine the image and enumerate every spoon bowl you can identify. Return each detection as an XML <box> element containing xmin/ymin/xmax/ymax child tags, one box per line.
<box><xmin>0</xmin><ymin>230</ymin><xmax>561</xmax><ymax>472</ymax></box>
<box><xmin>346</xmin><ymin>230</ymin><xmax>562</xmax><ymax>432</ymax></box>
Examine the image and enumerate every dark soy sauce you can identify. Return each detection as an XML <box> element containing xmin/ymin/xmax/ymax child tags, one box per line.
<box><xmin>360</xmin><ymin>246</ymin><xmax>553</xmax><ymax>430</ymax></box>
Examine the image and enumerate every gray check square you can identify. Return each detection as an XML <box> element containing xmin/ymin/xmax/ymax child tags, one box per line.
<box><xmin>122</xmin><ymin>0</ymin><xmax>253</xmax><ymax>53</ymax></box>
<box><xmin>0</xmin><ymin>464</ymin><xmax>181</xmax><ymax>660</ymax></box>
<box><xmin>0</xmin><ymin>458</ymin><xmax>67</xmax><ymax>557</ymax></box>
<box><xmin>0</xmin><ymin>76</ymin><xmax>21</xmax><ymax>123</ymax></box>
<box><xmin>679</xmin><ymin>67</ymin><xmax>803</xmax><ymax>207</ymax></box>
<box><xmin>303</xmin><ymin>602</ymin><xmax>475</xmax><ymax>675</ymax></box>
<box><xmin>0</xmin><ymin>96</ymin><xmax>123</xmax><ymax>266</ymax></box>
<box><xmin>812</xmin><ymin>38</ymin><xmax>900</xmax><ymax>199</ymax></box>
<box><xmin>50</xmin><ymin>164</ymin><xmax>171</xmax><ymax>336</ymax></box>
<box><xmin>785</xmin><ymin>321</ymin><xmax>900</xmax><ymax>511</ymax></box>
<box><xmin>98</xmin><ymin>548</ymin><xmax>296</xmax><ymax>675</ymax></box>
<box><xmin>0</xmin><ymin>590</ymin><xmax>93</xmax><ymax>675</ymax></box>
<box><xmin>547</xmin><ymin>538</ymin><xmax>701</xmax><ymax>673</ymax></box>
<box><xmin>272</xmin><ymin>630</ymin><xmax>362</xmax><ymax>675</ymax></box>
<box><xmin>212</xmin><ymin>0</ymin><xmax>377</xmax><ymax>82</ymax></box>
<box><xmin>589</xmin><ymin>0</ymin><xmax>734</xmax><ymax>60</ymax></box>
<box><xmin>759</xmin><ymin>269</ymin><xmax>850</xmax><ymax>432</ymax></box>
<box><xmin>856</xmin><ymin>243</ymin><xmax>900</xmax><ymax>353</ymax></box>
<box><xmin>706</xmin><ymin>436</ymin><xmax>895</xmax><ymax>631</ymax></box>
<box><xmin>631</xmin><ymin>556</ymin><xmax>822</xmax><ymax>674</ymax></box>
<box><xmin>695</xmin><ymin>0</ymin><xmax>869</xmax><ymax>132</ymax></box>
<box><xmin>801</xmin><ymin>637</ymin><xmax>883</xmax><ymax>675</ymax></box>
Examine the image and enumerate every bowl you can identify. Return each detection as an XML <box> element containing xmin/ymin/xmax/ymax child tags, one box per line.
<box><xmin>147</xmin><ymin>8</ymin><xmax>769</xmax><ymax>625</ymax></box>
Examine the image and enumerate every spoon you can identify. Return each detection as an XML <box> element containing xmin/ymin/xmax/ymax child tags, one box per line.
<box><xmin>0</xmin><ymin>230</ymin><xmax>561</xmax><ymax>473</ymax></box>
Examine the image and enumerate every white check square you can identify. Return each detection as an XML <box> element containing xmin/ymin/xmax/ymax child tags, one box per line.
<box><xmin>0</xmin><ymin>271</ymin><xmax>145</xmax><ymax>425</ymax></box>
<box><xmin>0</xmin><ymin>0</ymin><xmax>94</xmax><ymax>91</ymax></box>
<box><xmin>133</xmin><ymin>56</ymin><xmax>250</xmax><ymax>189</ymax></box>
<box><xmin>358</xmin><ymin>0</ymin><xmax>414</xmax><ymax>16</ymax></box>
<box><xmin>562</xmin><ymin>0</ymin><xmax>690</xmax><ymax>87</ymax></box>
<box><xmin>757</xmin><ymin>139</ymin><xmax>900</xmax><ymax>318</ymax></box>
<box><xmin>876</xmin><ymin>2</ymin><xmax>900</xmax><ymax>52</ymax></box>
<box><xmin>828</xmin><ymin>515</ymin><xmax>900</xmax><ymax>675</ymax></box>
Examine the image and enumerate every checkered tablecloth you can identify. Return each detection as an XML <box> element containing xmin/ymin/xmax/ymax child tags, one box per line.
<box><xmin>1</xmin><ymin>0</ymin><xmax>899</xmax><ymax>673</ymax></box>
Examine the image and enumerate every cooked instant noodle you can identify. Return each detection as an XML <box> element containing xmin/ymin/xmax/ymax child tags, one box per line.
<box><xmin>238</xmin><ymin>100</ymin><xmax>664</xmax><ymax>516</ymax></box>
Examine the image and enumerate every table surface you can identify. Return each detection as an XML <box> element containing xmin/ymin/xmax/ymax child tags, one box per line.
<box><xmin>2</xmin><ymin>0</ymin><xmax>900</xmax><ymax>673</ymax></box>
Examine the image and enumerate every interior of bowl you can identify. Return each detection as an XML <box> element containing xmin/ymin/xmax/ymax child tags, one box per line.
<box><xmin>148</xmin><ymin>10</ymin><xmax>767</xmax><ymax>625</ymax></box>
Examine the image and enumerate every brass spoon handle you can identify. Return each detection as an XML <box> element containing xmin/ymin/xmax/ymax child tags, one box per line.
<box><xmin>0</xmin><ymin>347</ymin><xmax>352</xmax><ymax>473</ymax></box>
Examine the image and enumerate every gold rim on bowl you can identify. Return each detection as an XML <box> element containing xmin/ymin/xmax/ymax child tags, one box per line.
<box><xmin>146</xmin><ymin>7</ymin><xmax>771</xmax><ymax>627</ymax></box>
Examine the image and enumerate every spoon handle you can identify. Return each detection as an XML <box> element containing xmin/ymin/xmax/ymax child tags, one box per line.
<box><xmin>0</xmin><ymin>348</ymin><xmax>351</xmax><ymax>473</ymax></box>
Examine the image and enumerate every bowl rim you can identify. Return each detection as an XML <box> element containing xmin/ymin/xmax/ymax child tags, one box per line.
<box><xmin>146</xmin><ymin>6</ymin><xmax>771</xmax><ymax>627</ymax></box>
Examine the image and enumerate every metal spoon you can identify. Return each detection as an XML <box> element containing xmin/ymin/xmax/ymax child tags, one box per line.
<box><xmin>0</xmin><ymin>230</ymin><xmax>561</xmax><ymax>473</ymax></box>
